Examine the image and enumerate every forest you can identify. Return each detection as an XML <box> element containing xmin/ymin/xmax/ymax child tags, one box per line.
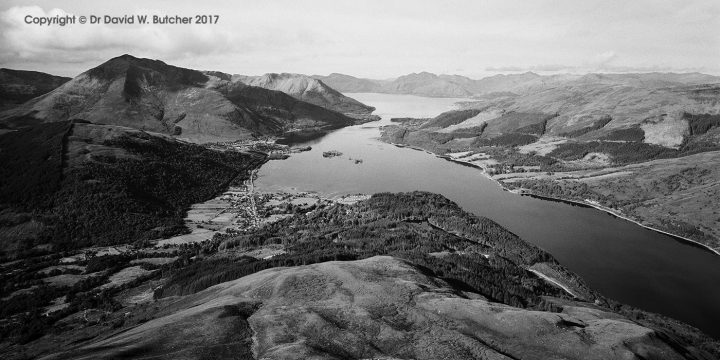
<box><xmin>548</xmin><ymin>140</ymin><xmax>679</xmax><ymax>164</ymax></box>
<box><xmin>474</xmin><ymin>133</ymin><xmax>538</xmax><ymax>147</ymax></box>
<box><xmin>558</xmin><ymin>116</ymin><xmax>612</xmax><ymax>138</ymax></box>
<box><xmin>0</xmin><ymin>122</ymin><xmax>266</xmax><ymax>258</ymax></box>
<box><xmin>420</xmin><ymin>109</ymin><xmax>484</xmax><ymax>129</ymax></box>
<box><xmin>156</xmin><ymin>192</ymin><xmax>579</xmax><ymax>312</ymax></box>
<box><xmin>684</xmin><ymin>112</ymin><xmax>720</xmax><ymax>136</ymax></box>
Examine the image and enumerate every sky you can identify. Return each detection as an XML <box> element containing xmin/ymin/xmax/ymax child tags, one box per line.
<box><xmin>0</xmin><ymin>0</ymin><xmax>718</xmax><ymax>78</ymax></box>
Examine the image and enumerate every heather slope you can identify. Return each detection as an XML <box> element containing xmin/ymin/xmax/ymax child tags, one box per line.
<box><xmin>0</xmin><ymin>69</ymin><xmax>71</xmax><ymax>111</ymax></box>
<box><xmin>55</xmin><ymin>256</ymin><xmax>713</xmax><ymax>360</ymax></box>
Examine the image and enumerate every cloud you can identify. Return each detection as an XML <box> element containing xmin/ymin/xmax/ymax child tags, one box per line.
<box><xmin>593</xmin><ymin>51</ymin><xmax>618</xmax><ymax>69</ymax></box>
<box><xmin>484</xmin><ymin>66</ymin><xmax>524</xmax><ymax>72</ymax></box>
<box><xmin>0</xmin><ymin>1</ymin><xmax>718</xmax><ymax>78</ymax></box>
<box><xmin>0</xmin><ymin>6</ymin><xmax>235</xmax><ymax>74</ymax></box>
<box><xmin>592</xmin><ymin>64</ymin><xmax>707</xmax><ymax>74</ymax></box>
<box><xmin>485</xmin><ymin>64</ymin><xmax>578</xmax><ymax>74</ymax></box>
<box><xmin>531</xmin><ymin>64</ymin><xmax>575</xmax><ymax>72</ymax></box>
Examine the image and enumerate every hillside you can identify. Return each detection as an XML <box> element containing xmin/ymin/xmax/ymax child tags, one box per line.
<box><xmin>0</xmin><ymin>55</ymin><xmax>362</xmax><ymax>143</ymax></box>
<box><xmin>0</xmin><ymin>69</ymin><xmax>71</xmax><ymax>111</ymax></box>
<box><xmin>312</xmin><ymin>72</ymin><xmax>385</xmax><ymax>92</ymax></box>
<box><xmin>380</xmin><ymin>77</ymin><xmax>720</xmax><ymax>249</ymax></box>
<box><xmin>233</xmin><ymin>73</ymin><xmax>376</xmax><ymax>118</ymax></box>
<box><xmin>0</xmin><ymin>121</ymin><xmax>266</xmax><ymax>259</ymax></box>
<box><xmin>52</xmin><ymin>256</ymin><xmax>712</xmax><ymax>359</ymax></box>
<box><xmin>380</xmin><ymin>72</ymin><xmax>474</xmax><ymax>97</ymax></box>
<box><xmin>3</xmin><ymin>192</ymin><xmax>718</xmax><ymax>359</ymax></box>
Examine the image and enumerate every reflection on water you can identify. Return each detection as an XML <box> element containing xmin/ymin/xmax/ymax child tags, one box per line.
<box><xmin>256</xmin><ymin>92</ymin><xmax>720</xmax><ymax>339</ymax></box>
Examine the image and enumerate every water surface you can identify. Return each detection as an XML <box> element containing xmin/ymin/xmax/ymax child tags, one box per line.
<box><xmin>256</xmin><ymin>92</ymin><xmax>720</xmax><ymax>339</ymax></box>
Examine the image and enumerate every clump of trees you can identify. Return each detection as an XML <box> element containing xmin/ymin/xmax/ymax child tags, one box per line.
<box><xmin>474</xmin><ymin>133</ymin><xmax>538</xmax><ymax>147</ymax></box>
<box><xmin>420</xmin><ymin>109</ymin><xmax>484</xmax><ymax>129</ymax></box>
<box><xmin>0</xmin><ymin>121</ymin><xmax>70</xmax><ymax>208</ymax></box>
<box><xmin>548</xmin><ymin>141</ymin><xmax>678</xmax><ymax>164</ymax></box>
<box><xmin>600</xmin><ymin>127</ymin><xmax>645</xmax><ymax>142</ymax></box>
<box><xmin>559</xmin><ymin>116</ymin><xmax>612</xmax><ymax>138</ymax></box>
<box><xmin>684</xmin><ymin>112</ymin><xmax>720</xmax><ymax>136</ymax></box>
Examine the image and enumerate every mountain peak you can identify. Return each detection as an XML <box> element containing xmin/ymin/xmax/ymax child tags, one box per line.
<box><xmin>236</xmin><ymin>72</ymin><xmax>375</xmax><ymax>115</ymax></box>
<box><xmin>403</xmin><ymin>71</ymin><xmax>439</xmax><ymax>79</ymax></box>
<box><xmin>84</xmin><ymin>55</ymin><xmax>208</xmax><ymax>88</ymax></box>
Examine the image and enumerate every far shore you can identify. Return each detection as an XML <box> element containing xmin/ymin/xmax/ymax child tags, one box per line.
<box><xmin>392</xmin><ymin>141</ymin><xmax>720</xmax><ymax>257</ymax></box>
<box><xmin>520</xmin><ymin>192</ymin><xmax>720</xmax><ymax>257</ymax></box>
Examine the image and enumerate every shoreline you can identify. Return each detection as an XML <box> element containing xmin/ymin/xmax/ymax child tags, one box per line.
<box><xmin>521</xmin><ymin>192</ymin><xmax>720</xmax><ymax>257</ymax></box>
<box><xmin>527</xmin><ymin>269</ymin><xmax>578</xmax><ymax>299</ymax></box>
<box><xmin>390</xmin><ymin>141</ymin><xmax>720</xmax><ymax>257</ymax></box>
<box><xmin>435</xmin><ymin>154</ymin><xmax>510</xmax><ymax>190</ymax></box>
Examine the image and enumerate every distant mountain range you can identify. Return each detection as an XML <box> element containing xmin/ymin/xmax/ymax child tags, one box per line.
<box><xmin>314</xmin><ymin>71</ymin><xmax>720</xmax><ymax>98</ymax></box>
<box><xmin>3</xmin><ymin>59</ymin><xmax>718</xmax><ymax>143</ymax></box>
<box><xmin>0</xmin><ymin>55</ymin><xmax>376</xmax><ymax>143</ymax></box>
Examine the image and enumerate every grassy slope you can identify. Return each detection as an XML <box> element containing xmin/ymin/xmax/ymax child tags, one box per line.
<box><xmin>54</xmin><ymin>256</ymin><xmax>712</xmax><ymax>360</ymax></box>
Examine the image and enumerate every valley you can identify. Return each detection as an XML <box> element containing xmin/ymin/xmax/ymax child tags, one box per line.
<box><xmin>1</xmin><ymin>0</ymin><xmax>718</xmax><ymax>356</ymax></box>
<box><xmin>254</xmin><ymin>92</ymin><xmax>720</xmax><ymax>341</ymax></box>
<box><xmin>1</xmin><ymin>56</ymin><xmax>720</xmax><ymax>359</ymax></box>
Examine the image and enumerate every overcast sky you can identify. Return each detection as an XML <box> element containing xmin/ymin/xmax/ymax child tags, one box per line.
<box><xmin>1</xmin><ymin>0</ymin><xmax>718</xmax><ymax>78</ymax></box>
